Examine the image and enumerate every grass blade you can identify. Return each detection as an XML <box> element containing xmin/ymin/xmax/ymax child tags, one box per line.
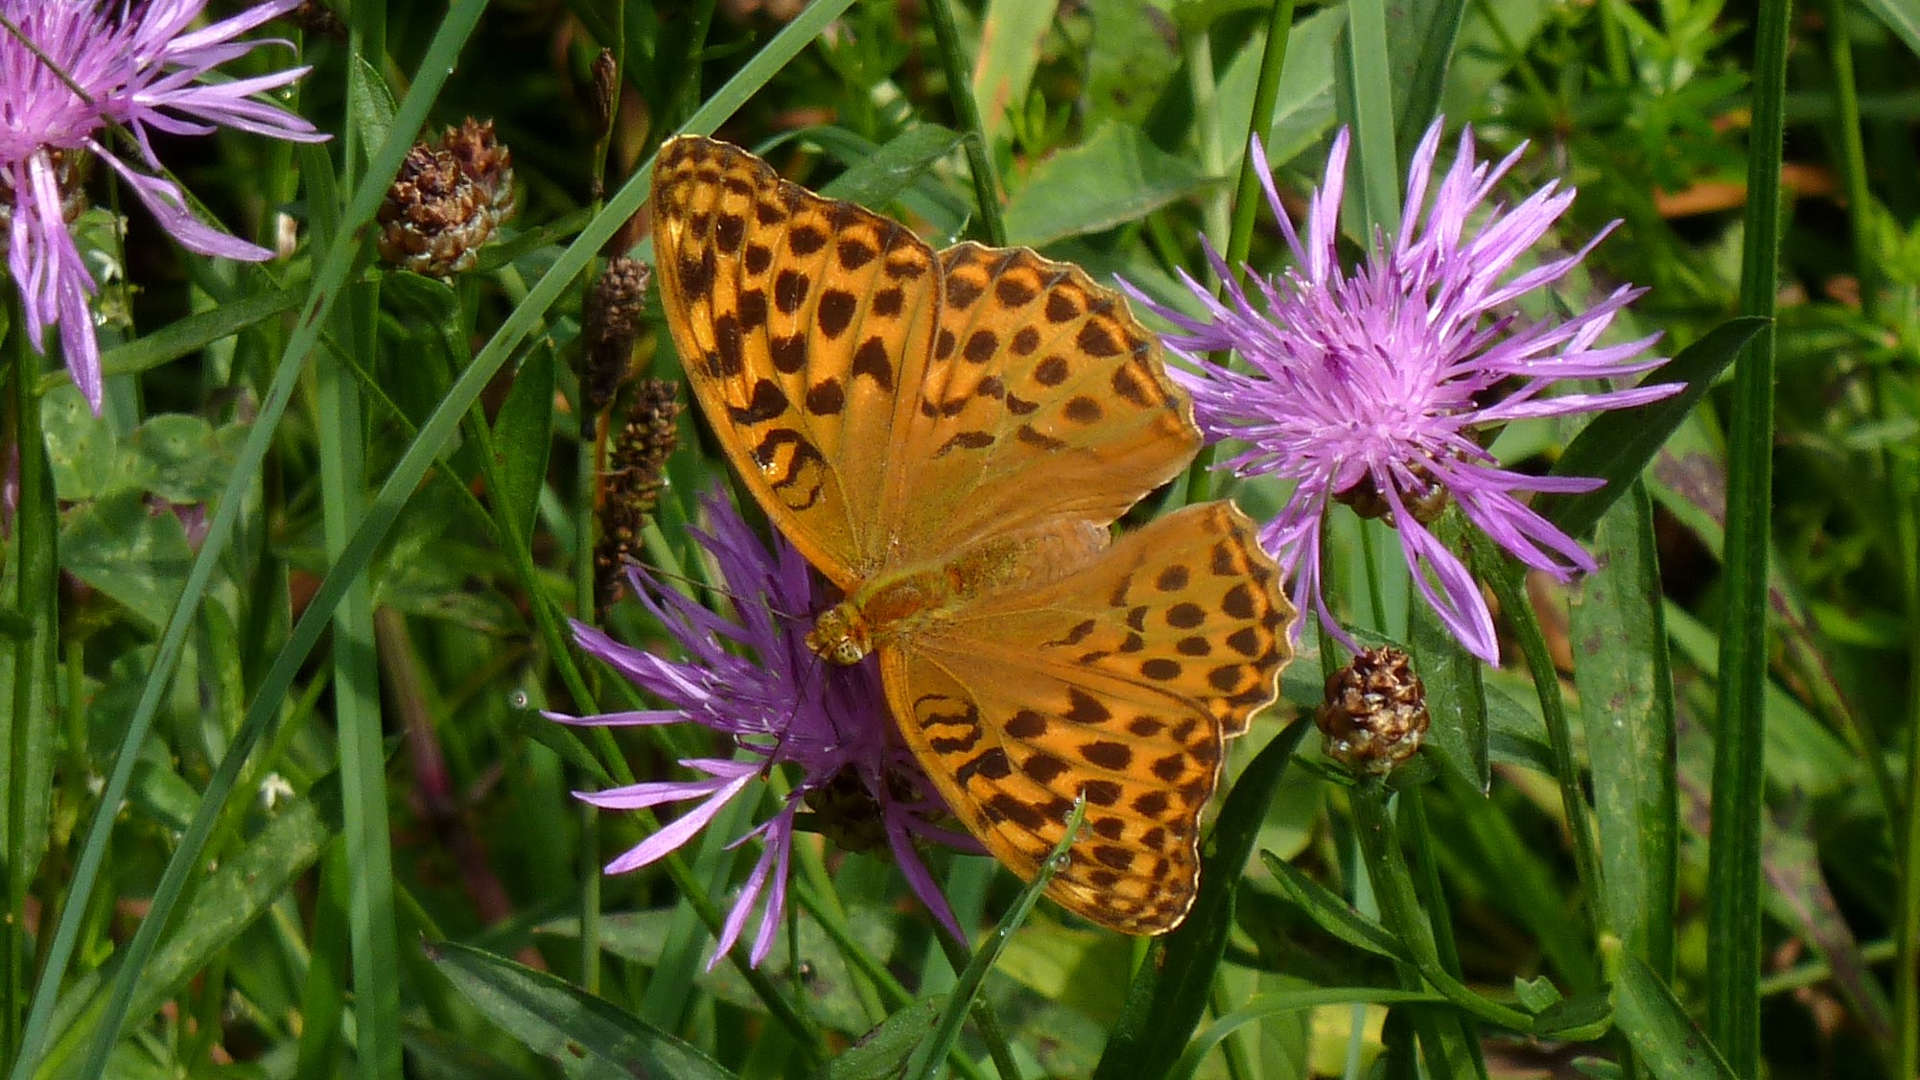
<box><xmin>905</xmin><ymin>797</ymin><xmax>1087</xmax><ymax>1080</ymax></box>
<box><xmin>1708</xmin><ymin>0</ymin><xmax>1792</xmax><ymax>1070</ymax></box>
<box><xmin>428</xmin><ymin>940</ymin><xmax>735</xmax><ymax>1080</ymax></box>
<box><xmin>1093</xmin><ymin>717</ymin><xmax>1312</xmax><ymax>1080</ymax></box>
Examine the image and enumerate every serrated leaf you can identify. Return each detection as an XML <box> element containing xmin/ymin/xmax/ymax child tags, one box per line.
<box><xmin>427</xmin><ymin>940</ymin><xmax>734</xmax><ymax>1080</ymax></box>
<box><xmin>1003</xmin><ymin>123</ymin><xmax>1215</xmax><ymax>247</ymax></box>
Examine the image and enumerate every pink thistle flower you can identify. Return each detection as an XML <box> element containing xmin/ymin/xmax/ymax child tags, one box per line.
<box><xmin>0</xmin><ymin>0</ymin><xmax>326</xmax><ymax>413</ymax></box>
<box><xmin>548</xmin><ymin>491</ymin><xmax>973</xmax><ymax>969</ymax></box>
<box><xmin>1127</xmin><ymin>119</ymin><xmax>1673</xmax><ymax>663</ymax></box>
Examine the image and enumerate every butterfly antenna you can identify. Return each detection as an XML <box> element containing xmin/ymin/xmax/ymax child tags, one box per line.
<box><xmin>754</xmin><ymin>608</ymin><xmax>829</xmax><ymax>779</ymax></box>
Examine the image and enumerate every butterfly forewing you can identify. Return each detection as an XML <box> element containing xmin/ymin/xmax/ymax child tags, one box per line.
<box><xmin>877</xmin><ymin>244</ymin><xmax>1202</xmax><ymax>565</ymax></box>
<box><xmin>877</xmin><ymin>503</ymin><xmax>1292</xmax><ymax>933</ymax></box>
<box><xmin>652</xmin><ymin>135</ymin><xmax>941</xmax><ymax>584</ymax></box>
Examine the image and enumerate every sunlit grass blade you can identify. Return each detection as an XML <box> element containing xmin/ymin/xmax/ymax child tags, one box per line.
<box><xmin>1171</xmin><ymin>987</ymin><xmax>1442</xmax><ymax>1080</ymax></box>
<box><xmin>1608</xmin><ymin>948</ymin><xmax>1738</xmax><ymax>1080</ymax></box>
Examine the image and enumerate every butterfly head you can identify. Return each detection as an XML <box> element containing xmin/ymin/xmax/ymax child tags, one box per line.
<box><xmin>804</xmin><ymin>602</ymin><xmax>871</xmax><ymax>666</ymax></box>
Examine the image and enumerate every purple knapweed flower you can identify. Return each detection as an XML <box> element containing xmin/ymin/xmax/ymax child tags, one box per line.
<box><xmin>548</xmin><ymin>491</ymin><xmax>974</xmax><ymax>968</ymax></box>
<box><xmin>0</xmin><ymin>0</ymin><xmax>326</xmax><ymax>413</ymax></box>
<box><xmin>1127</xmin><ymin>119</ymin><xmax>1673</xmax><ymax>663</ymax></box>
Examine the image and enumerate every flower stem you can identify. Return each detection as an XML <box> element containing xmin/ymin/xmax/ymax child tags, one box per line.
<box><xmin>1480</xmin><ymin>554</ymin><xmax>1607</xmax><ymax>942</ymax></box>
<box><xmin>1189</xmin><ymin>0</ymin><xmax>1296</xmax><ymax>503</ymax></box>
<box><xmin>5</xmin><ymin>303</ymin><xmax>57</xmax><ymax>1069</ymax></box>
<box><xmin>924</xmin><ymin>0</ymin><xmax>1006</xmax><ymax>247</ymax></box>
<box><xmin>1348</xmin><ymin>779</ymin><xmax>1532</xmax><ymax>1034</ymax></box>
<box><xmin>1709</xmin><ymin>0</ymin><xmax>1791</xmax><ymax>1070</ymax></box>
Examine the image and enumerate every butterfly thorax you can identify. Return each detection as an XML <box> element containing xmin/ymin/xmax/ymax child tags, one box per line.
<box><xmin>805</xmin><ymin>521</ymin><xmax>1109</xmax><ymax>666</ymax></box>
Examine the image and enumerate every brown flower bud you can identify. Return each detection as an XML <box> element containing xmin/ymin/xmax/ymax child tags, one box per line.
<box><xmin>1332</xmin><ymin>467</ymin><xmax>1448</xmax><ymax>526</ymax></box>
<box><xmin>589</xmin><ymin>48</ymin><xmax>618</xmax><ymax>138</ymax></box>
<box><xmin>594</xmin><ymin>379</ymin><xmax>681</xmax><ymax>613</ymax></box>
<box><xmin>1316</xmin><ymin>646</ymin><xmax>1429</xmax><ymax>774</ymax></box>
<box><xmin>376</xmin><ymin>119</ymin><xmax>516</xmax><ymax>277</ymax></box>
<box><xmin>581</xmin><ymin>256</ymin><xmax>652</xmax><ymax>415</ymax></box>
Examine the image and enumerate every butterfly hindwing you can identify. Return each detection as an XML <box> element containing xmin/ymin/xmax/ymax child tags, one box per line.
<box><xmin>877</xmin><ymin>502</ymin><xmax>1292</xmax><ymax>933</ymax></box>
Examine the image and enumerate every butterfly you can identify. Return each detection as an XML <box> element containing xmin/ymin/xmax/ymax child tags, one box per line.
<box><xmin>649</xmin><ymin>135</ymin><xmax>1294</xmax><ymax>934</ymax></box>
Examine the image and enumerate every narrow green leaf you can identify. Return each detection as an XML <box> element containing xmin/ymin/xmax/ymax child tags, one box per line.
<box><xmin>1409</xmin><ymin>523</ymin><xmax>1490</xmax><ymax>792</ymax></box>
<box><xmin>816</xmin><ymin>997</ymin><xmax>947</xmax><ymax>1080</ymax></box>
<box><xmin>1261</xmin><ymin>851</ymin><xmax>1409</xmax><ymax>962</ymax></box>
<box><xmin>1002</xmin><ymin>123</ymin><xmax>1214</xmax><ymax>247</ymax></box>
<box><xmin>813</xmin><ymin>124</ymin><xmax>968</xmax><ymax>211</ymax></box>
<box><xmin>1387</xmin><ymin>0</ymin><xmax>1467</xmax><ymax>151</ymax></box>
<box><xmin>1609</xmin><ymin>949</ymin><xmax>1739</xmax><ymax>1080</ymax></box>
<box><xmin>1539</xmin><ymin>316</ymin><xmax>1766</xmax><ymax>538</ymax></box>
<box><xmin>427</xmin><ymin>941</ymin><xmax>734</xmax><ymax>1080</ymax></box>
<box><xmin>1569</xmin><ymin>482</ymin><xmax>1677</xmax><ymax>981</ymax></box>
<box><xmin>905</xmin><ymin>797</ymin><xmax>1087</xmax><ymax>1080</ymax></box>
<box><xmin>494</xmin><ymin>346</ymin><xmax>556</xmax><ymax>539</ymax></box>
<box><xmin>1093</xmin><ymin>717</ymin><xmax>1312</xmax><ymax>1080</ymax></box>
<box><xmin>1857</xmin><ymin>0</ymin><xmax>1920</xmax><ymax>60</ymax></box>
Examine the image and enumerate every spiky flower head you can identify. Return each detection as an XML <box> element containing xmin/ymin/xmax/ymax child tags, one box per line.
<box><xmin>0</xmin><ymin>0</ymin><xmax>324</xmax><ymax>413</ymax></box>
<box><xmin>1128</xmin><ymin>119</ymin><xmax>1673</xmax><ymax>663</ymax></box>
<box><xmin>549</xmin><ymin>491</ymin><xmax>973</xmax><ymax>968</ymax></box>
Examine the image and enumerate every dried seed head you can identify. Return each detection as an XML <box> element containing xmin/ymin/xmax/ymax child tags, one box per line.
<box><xmin>1316</xmin><ymin>646</ymin><xmax>1430</xmax><ymax>774</ymax></box>
<box><xmin>440</xmin><ymin>117</ymin><xmax>517</xmax><ymax>219</ymax></box>
<box><xmin>581</xmin><ymin>256</ymin><xmax>651</xmax><ymax>415</ymax></box>
<box><xmin>376</xmin><ymin>119</ymin><xmax>516</xmax><ymax>277</ymax></box>
<box><xmin>594</xmin><ymin>379</ymin><xmax>681</xmax><ymax>613</ymax></box>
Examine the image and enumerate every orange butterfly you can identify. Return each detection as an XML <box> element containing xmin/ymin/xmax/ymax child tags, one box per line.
<box><xmin>650</xmin><ymin>136</ymin><xmax>1293</xmax><ymax>933</ymax></box>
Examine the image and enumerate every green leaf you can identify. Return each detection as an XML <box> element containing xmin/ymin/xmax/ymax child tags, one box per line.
<box><xmin>1538</xmin><ymin>316</ymin><xmax>1767</xmax><ymax>538</ymax></box>
<box><xmin>816</xmin><ymin>997</ymin><xmax>947</xmax><ymax>1080</ymax></box>
<box><xmin>1858</xmin><ymin>0</ymin><xmax>1920</xmax><ymax>61</ymax></box>
<box><xmin>60</xmin><ymin>491</ymin><xmax>194</xmax><ymax>632</ymax></box>
<box><xmin>493</xmin><ymin>345</ymin><xmax>556</xmax><ymax>539</ymax></box>
<box><xmin>1082</xmin><ymin>0</ymin><xmax>1181</xmax><ymax>129</ymax></box>
<box><xmin>1408</xmin><ymin>519</ymin><xmax>1490</xmax><ymax>793</ymax></box>
<box><xmin>427</xmin><ymin>940</ymin><xmax>734</xmax><ymax>1080</ymax></box>
<box><xmin>1002</xmin><ymin>123</ymin><xmax>1215</xmax><ymax>247</ymax></box>
<box><xmin>1093</xmin><ymin>717</ymin><xmax>1312</xmax><ymax>1080</ymax></box>
<box><xmin>1261</xmin><ymin>850</ymin><xmax>1409</xmax><ymax>963</ymax></box>
<box><xmin>1609</xmin><ymin>950</ymin><xmax>1739</xmax><ymax>1080</ymax></box>
<box><xmin>971</xmin><ymin>0</ymin><xmax>1059</xmax><ymax>151</ymax></box>
<box><xmin>808</xmin><ymin>123</ymin><xmax>971</xmax><ymax>235</ymax></box>
<box><xmin>1570</xmin><ymin>483</ymin><xmax>1677</xmax><ymax>981</ymax></box>
<box><xmin>905</xmin><ymin>796</ymin><xmax>1087</xmax><ymax>1080</ymax></box>
<box><xmin>40</xmin><ymin>778</ymin><xmax>342</xmax><ymax>1068</ymax></box>
<box><xmin>1169</xmin><ymin>987</ymin><xmax>1444</xmax><ymax>1080</ymax></box>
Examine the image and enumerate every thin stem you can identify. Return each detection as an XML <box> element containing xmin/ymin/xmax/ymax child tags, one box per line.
<box><xmin>1481</xmin><ymin>555</ymin><xmax>1607</xmax><ymax>941</ymax></box>
<box><xmin>1188</xmin><ymin>0</ymin><xmax>1295</xmax><ymax>502</ymax></box>
<box><xmin>924</xmin><ymin>0</ymin><xmax>1006</xmax><ymax>247</ymax></box>
<box><xmin>1709</xmin><ymin>0</ymin><xmax>1791</xmax><ymax>1071</ymax></box>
